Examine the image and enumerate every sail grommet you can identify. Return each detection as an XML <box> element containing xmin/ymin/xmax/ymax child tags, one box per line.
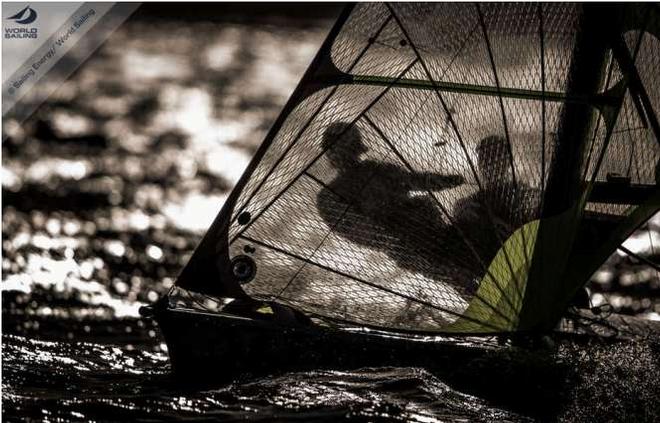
<box><xmin>237</xmin><ymin>211</ymin><xmax>251</xmax><ymax>225</ymax></box>
<box><xmin>231</xmin><ymin>255</ymin><xmax>256</xmax><ymax>283</ymax></box>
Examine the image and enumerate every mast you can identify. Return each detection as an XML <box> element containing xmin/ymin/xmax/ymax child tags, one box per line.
<box><xmin>541</xmin><ymin>4</ymin><xmax>618</xmax><ymax>217</ymax></box>
<box><xmin>519</xmin><ymin>4</ymin><xmax>624</xmax><ymax>331</ymax></box>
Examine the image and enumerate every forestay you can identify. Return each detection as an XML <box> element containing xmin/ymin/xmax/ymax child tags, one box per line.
<box><xmin>176</xmin><ymin>3</ymin><xmax>660</xmax><ymax>334</ymax></box>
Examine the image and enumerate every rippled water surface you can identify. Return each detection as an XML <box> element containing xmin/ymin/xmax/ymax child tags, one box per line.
<box><xmin>3</xmin><ymin>13</ymin><xmax>660</xmax><ymax>422</ymax></box>
<box><xmin>3</xmin><ymin>334</ymin><xmax>530</xmax><ymax>421</ymax></box>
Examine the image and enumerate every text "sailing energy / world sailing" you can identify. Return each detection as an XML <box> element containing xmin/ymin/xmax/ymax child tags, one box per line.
<box><xmin>10</xmin><ymin>9</ymin><xmax>96</xmax><ymax>92</ymax></box>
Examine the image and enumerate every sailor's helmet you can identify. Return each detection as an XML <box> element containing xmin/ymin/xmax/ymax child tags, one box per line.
<box><xmin>323</xmin><ymin>122</ymin><xmax>367</xmax><ymax>168</ymax></box>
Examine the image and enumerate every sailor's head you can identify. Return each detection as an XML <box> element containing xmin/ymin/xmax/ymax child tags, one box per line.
<box><xmin>476</xmin><ymin>135</ymin><xmax>510</xmax><ymax>185</ymax></box>
<box><xmin>323</xmin><ymin>122</ymin><xmax>367</xmax><ymax>169</ymax></box>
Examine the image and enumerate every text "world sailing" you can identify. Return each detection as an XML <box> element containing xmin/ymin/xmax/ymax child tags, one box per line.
<box><xmin>54</xmin><ymin>9</ymin><xmax>96</xmax><ymax>47</ymax></box>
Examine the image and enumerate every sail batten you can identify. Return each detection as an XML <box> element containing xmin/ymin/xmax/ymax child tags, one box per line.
<box><xmin>175</xmin><ymin>3</ymin><xmax>659</xmax><ymax>334</ymax></box>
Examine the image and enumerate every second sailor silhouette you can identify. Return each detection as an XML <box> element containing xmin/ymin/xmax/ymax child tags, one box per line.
<box><xmin>316</xmin><ymin>122</ymin><xmax>475</xmax><ymax>296</ymax></box>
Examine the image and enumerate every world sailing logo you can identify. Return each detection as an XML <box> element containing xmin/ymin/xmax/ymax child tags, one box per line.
<box><xmin>7</xmin><ymin>5</ymin><xmax>38</xmax><ymax>25</ymax></box>
<box><xmin>5</xmin><ymin>5</ymin><xmax>38</xmax><ymax>39</ymax></box>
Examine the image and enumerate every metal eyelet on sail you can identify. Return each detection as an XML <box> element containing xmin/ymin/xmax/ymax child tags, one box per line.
<box><xmin>231</xmin><ymin>255</ymin><xmax>256</xmax><ymax>284</ymax></box>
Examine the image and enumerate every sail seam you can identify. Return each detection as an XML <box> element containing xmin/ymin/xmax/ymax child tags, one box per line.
<box><xmin>476</xmin><ymin>4</ymin><xmax>532</xmax><ymax>289</ymax></box>
<box><xmin>302</xmin><ymin>172</ymin><xmax>351</xmax><ymax>204</ymax></box>
<box><xmin>538</xmin><ymin>3</ymin><xmax>547</xmax><ymax>214</ymax></box>
<box><xmin>475</xmin><ymin>3</ymin><xmax>518</xmax><ymax>190</ymax></box>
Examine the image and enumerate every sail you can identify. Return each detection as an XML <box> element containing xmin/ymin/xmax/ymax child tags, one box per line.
<box><xmin>176</xmin><ymin>3</ymin><xmax>660</xmax><ymax>334</ymax></box>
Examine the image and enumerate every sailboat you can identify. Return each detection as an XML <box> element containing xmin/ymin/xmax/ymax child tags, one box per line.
<box><xmin>142</xmin><ymin>3</ymin><xmax>660</xmax><ymax>382</ymax></box>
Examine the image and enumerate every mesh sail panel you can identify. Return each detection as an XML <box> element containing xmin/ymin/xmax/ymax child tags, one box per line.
<box><xmin>177</xmin><ymin>3</ymin><xmax>660</xmax><ymax>334</ymax></box>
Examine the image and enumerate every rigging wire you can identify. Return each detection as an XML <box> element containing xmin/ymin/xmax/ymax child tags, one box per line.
<box><xmin>538</xmin><ymin>3</ymin><xmax>546</xmax><ymax>214</ymax></box>
<box><xmin>617</xmin><ymin>244</ymin><xmax>660</xmax><ymax>272</ymax></box>
<box><xmin>648</xmin><ymin>219</ymin><xmax>660</xmax><ymax>282</ymax></box>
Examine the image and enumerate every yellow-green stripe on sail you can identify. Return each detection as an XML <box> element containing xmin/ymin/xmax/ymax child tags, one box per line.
<box><xmin>448</xmin><ymin>188</ymin><xmax>658</xmax><ymax>334</ymax></box>
<box><xmin>448</xmin><ymin>220</ymin><xmax>540</xmax><ymax>333</ymax></box>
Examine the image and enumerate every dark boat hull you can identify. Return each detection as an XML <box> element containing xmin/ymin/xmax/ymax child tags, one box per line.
<box><xmin>156</xmin><ymin>306</ymin><xmax>493</xmax><ymax>378</ymax></box>
<box><xmin>153</xmin><ymin>305</ymin><xmax>572</xmax><ymax>418</ymax></box>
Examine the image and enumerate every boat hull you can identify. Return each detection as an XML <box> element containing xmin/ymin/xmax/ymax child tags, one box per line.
<box><xmin>152</xmin><ymin>305</ymin><xmax>571</xmax><ymax>417</ymax></box>
<box><xmin>156</xmin><ymin>307</ymin><xmax>492</xmax><ymax>378</ymax></box>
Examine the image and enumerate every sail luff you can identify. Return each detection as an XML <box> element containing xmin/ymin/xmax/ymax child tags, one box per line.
<box><xmin>541</xmin><ymin>4</ymin><xmax>615</xmax><ymax>218</ymax></box>
<box><xmin>174</xmin><ymin>5</ymin><xmax>355</xmax><ymax>297</ymax></box>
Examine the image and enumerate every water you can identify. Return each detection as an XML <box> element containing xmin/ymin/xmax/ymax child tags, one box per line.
<box><xmin>2</xmin><ymin>15</ymin><xmax>660</xmax><ymax>422</ymax></box>
<box><xmin>3</xmin><ymin>332</ymin><xmax>660</xmax><ymax>422</ymax></box>
<box><xmin>2</xmin><ymin>335</ymin><xmax>525</xmax><ymax>422</ymax></box>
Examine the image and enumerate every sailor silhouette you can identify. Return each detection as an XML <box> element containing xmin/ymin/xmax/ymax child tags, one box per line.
<box><xmin>454</xmin><ymin>135</ymin><xmax>597</xmax><ymax>309</ymax></box>
<box><xmin>453</xmin><ymin>136</ymin><xmax>538</xmax><ymax>264</ymax></box>
<box><xmin>316</xmin><ymin>122</ymin><xmax>471</xmax><ymax>293</ymax></box>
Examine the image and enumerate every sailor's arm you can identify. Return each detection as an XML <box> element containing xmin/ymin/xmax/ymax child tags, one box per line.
<box><xmin>412</xmin><ymin>172</ymin><xmax>465</xmax><ymax>190</ymax></box>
